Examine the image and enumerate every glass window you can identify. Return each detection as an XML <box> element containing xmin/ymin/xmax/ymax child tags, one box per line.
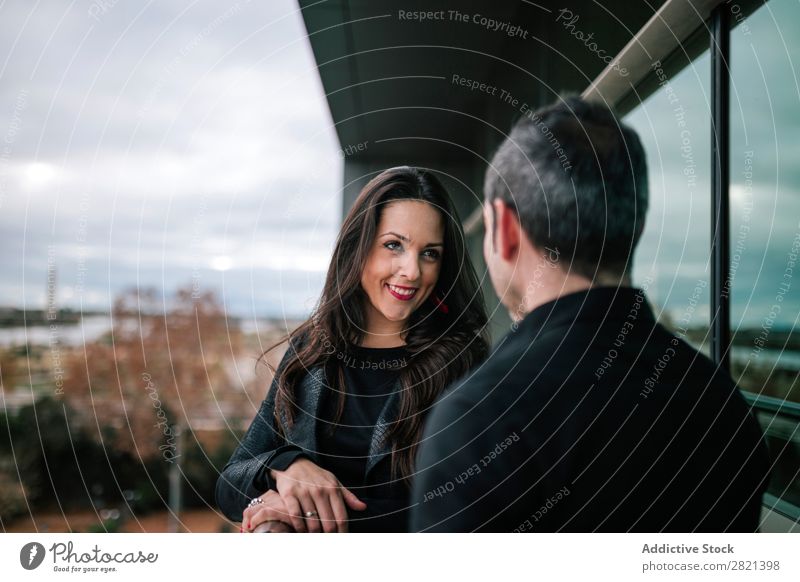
<box><xmin>624</xmin><ymin>52</ymin><xmax>712</xmax><ymax>355</ymax></box>
<box><xmin>729</xmin><ymin>0</ymin><xmax>800</xmax><ymax>511</ymax></box>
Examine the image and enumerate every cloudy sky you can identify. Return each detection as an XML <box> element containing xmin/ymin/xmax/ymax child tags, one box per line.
<box><xmin>0</xmin><ymin>0</ymin><xmax>797</xmax><ymax>330</ymax></box>
<box><xmin>0</xmin><ymin>0</ymin><xmax>340</xmax><ymax>319</ymax></box>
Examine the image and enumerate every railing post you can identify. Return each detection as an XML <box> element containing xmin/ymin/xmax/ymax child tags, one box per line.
<box><xmin>710</xmin><ymin>5</ymin><xmax>731</xmax><ymax>371</ymax></box>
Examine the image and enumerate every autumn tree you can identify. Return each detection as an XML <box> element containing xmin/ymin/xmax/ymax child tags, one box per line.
<box><xmin>63</xmin><ymin>285</ymin><xmax>245</xmax><ymax>462</ymax></box>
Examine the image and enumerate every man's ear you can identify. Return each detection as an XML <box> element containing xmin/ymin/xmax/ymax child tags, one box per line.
<box><xmin>492</xmin><ymin>198</ymin><xmax>521</xmax><ymax>261</ymax></box>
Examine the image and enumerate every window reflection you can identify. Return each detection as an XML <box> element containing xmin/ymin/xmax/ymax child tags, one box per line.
<box><xmin>729</xmin><ymin>0</ymin><xmax>800</xmax><ymax>511</ymax></box>
<box><xmin>625</xmin><ymin>52</ymin><xmax>712</xmax><ymax>355</ymax></box>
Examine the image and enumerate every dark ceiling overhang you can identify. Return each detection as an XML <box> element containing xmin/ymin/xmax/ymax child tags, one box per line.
<box><xmin>299</xmin><ymin>0</ymin><xmax>668</xmax><ymax>164</ymax></box>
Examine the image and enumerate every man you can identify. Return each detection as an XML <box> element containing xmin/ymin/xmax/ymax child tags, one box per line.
<box><xmin>411</xmin><ymin>96</ymin><xmax>770</xmax><ymax>532</ymax></box>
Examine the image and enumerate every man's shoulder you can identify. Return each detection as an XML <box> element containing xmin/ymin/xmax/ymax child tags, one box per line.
<box><xmin>435</xmin><ymin>332</ymin><xmax>557</xmax><ymax>410</ymax></box>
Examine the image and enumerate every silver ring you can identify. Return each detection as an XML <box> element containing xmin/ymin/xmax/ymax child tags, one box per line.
<box><xmin>248</xmin><ymin>497</ymin><xmax>264</xmax><ymax>508</ymax></box>
<box><xmin>304</xmin><ymin>510</ymin><xmax>318</xmax><ymax>518</ymax></box>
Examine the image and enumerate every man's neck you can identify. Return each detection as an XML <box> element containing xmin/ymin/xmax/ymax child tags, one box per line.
<box><xmin>512</xmin><ymin>269</ymin><xmax>631</xmax><ymax>322</ymax></box>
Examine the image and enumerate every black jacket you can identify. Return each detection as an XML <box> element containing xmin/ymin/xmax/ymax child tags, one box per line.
<box><xmin>215</xmin><ymin>343</ymin><xmax>407</xmax><ymax>528</ymax></box>
<box><xmin>411</xmin><ymin>286</ymin><xmax>771</xmax><ymax>532</ymax></box>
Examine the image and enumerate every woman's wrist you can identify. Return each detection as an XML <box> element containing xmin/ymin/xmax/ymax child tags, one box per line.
<box><xmin>270</xmin><ymin>456</ymin><xmax>311</xmax><ymax>481</ymax></box>
<box><xmin>265</xmin><ymin>448</ymin><xmax>310</xmax><ymax>482</ymax></box>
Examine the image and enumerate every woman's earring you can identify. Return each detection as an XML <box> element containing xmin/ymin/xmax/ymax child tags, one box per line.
<box><xmin>431</xmin><ymin>293</ymin><xmax>449</xmax><ymax>315</ymax></box>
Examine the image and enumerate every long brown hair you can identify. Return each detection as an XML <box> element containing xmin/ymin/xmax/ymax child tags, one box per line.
<box><xmin>262</xmin><ymin>166</ymin><xmax>489</xmax><ymax>481</ymax></box>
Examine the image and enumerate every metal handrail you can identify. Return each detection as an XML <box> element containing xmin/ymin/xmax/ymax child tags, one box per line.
<box><xmin>743</xmin><ymin>392</ymin><xmax>800</xmax><ymax>421</ymax></box>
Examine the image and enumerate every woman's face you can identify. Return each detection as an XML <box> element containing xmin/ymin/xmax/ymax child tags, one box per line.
<box><xmin>360</xmin><ymin>200</ymin><xmax>445</xmax><ymax>334</ymax></box>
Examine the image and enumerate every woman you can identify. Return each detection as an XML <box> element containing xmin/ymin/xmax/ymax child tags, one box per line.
<box><xmin>216</xmin><ymin>166</ymin><xmax>489</xmax><ymax>532</ymax></box>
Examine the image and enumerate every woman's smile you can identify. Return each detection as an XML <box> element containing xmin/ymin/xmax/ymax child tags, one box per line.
<box><xmin>385</xmin><ymin>283</ymin><xmax>418</xmax><ymax>301</ymax></box>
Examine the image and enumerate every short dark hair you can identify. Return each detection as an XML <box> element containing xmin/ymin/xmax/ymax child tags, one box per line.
<box><xmin>484</xmin><ymin>95</ymin><xmax>648</xmax><ymax>279</ymax></box>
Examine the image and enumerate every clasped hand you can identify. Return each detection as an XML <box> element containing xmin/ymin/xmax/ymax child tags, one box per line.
<box><xmin>242</xmin><ymin>458</ymin><xmax>367</xmax><ymax>533</ymax></box>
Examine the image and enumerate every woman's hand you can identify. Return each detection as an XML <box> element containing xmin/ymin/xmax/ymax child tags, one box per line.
<box><xmin>271</xmin><ymin>458</ymin><xmax>367</xmax><ymax>533</ymax></box>
<box><xmin>241</xmin><ymin>489</ymin><xmax>295</xmax><ymax>533</ymax></box>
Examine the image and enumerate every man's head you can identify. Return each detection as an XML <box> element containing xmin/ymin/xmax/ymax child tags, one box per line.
<box><xmin>483</xmin><ymin>95</ymin><xmax>648</xmax><ymax>318</ymax></box>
